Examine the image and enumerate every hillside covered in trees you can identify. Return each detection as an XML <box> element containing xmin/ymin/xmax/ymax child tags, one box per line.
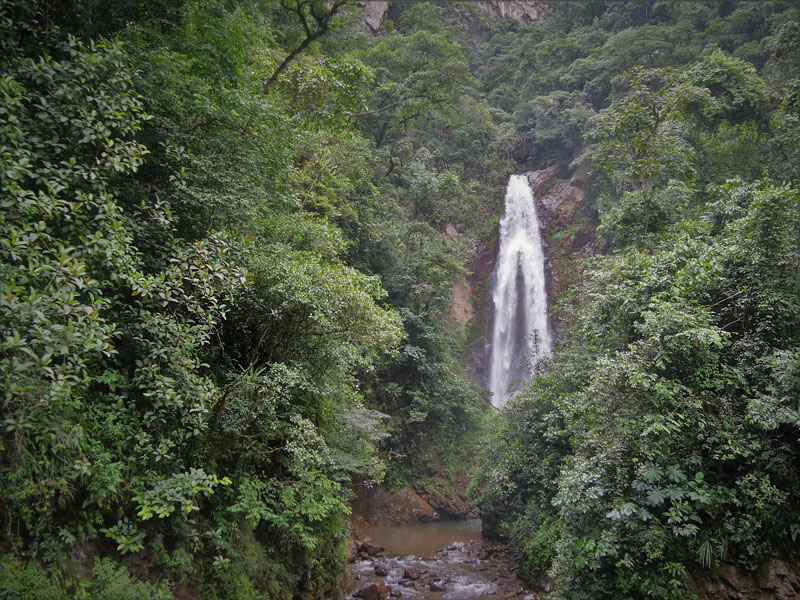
<box><xmin>1</xmin><ymin>1</ymin><xmax>798</xmax><ymax>599</ymax></box>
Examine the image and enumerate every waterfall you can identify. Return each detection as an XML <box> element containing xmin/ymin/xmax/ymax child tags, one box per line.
<box><xmin>489</xmin><ymin>174</ymin><xmax>552</xmax><ymax>408</ymax></box>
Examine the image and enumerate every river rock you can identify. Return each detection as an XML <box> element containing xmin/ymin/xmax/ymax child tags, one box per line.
<box><xmin>354</xmin><ymin>581</ymin><xmax>388</xmax><ymax>600</ymax></box>
<box><xmin>359</xmin><ymin>541</ymin><xmax>384</xmax><ymax>556</ymax></box>
<box><xmin>348</xmin><ymin>519</ymin><xmax>546</xmax><ymax>599</ymax></box>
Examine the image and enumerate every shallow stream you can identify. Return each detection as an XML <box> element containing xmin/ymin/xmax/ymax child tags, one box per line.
<box><xmin>347</xmin><ymin>519</ymin><xmax>537</xmax><ymax>599</ymax></box>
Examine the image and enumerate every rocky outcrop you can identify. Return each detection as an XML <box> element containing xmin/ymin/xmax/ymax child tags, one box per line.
<box><xmin>527</xmin><ymin>165</ymin><xmax>588</xmax><ymax>235</ymax></box>
<box><xmin>526</xmin><ymin>165</ymin><xmax>596</xmax><ymax>339</ymax></box>
<box><xmin>419</xmin><ymin>487</ymin><xmax>479</xmax><ymax>520</ymax></box>
<box><xmin>467</xmin><ymin>334</ymin><xmax>490</xmax><ymax>387</ymax></box>
<box><xmin>474</xmin><ymin>0</ymin><xmax>548</xmax><ymax>25</ymax></box>
<box><xmin>450</xmin><ymin>276</ymin><xmax>475</xmax><ymax>327</ymax></box>
<box><xmin>351</xmin><ymin>478</ymin><xmax>479</xmax><ymax>526</ymax></box>
<box><xmin>472</xmin><ymin>234</ymin><xmax>499</xmax><ymax>285</ymax></box>
<box><xmin>688</xmin><ymin>557</ymin><xmax>800</xmax><ymax>600</ymax></box>
<box><xmin>358</xmin><ymin>0</ymin><xmax>547</xmax><ymax>34</ymax></box>
<box><xmin>445</xmin><ymin>222</ymin><xmax>476</xmax><ymax>329</ymax></box>
<box><xmin>359</xmin><ymin>1</ymin><xmax>389</xmax><ymax>33</ymax></box>
<box><xmin>352</xmin><ymin>485</ymin><xmax>440</xmax><ymax>526</ymax></box>
<box><xmin>466</xmin><ymin>234</ymin><xmax>498</xmax><ymax>387</ymax></box>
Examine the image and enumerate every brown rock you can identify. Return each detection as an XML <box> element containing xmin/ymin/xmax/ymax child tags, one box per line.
<box><xmin>450</xmin><ymin>276</ymin><xmax>475</xmax><ymax>328</ymax></box>
<box><xmin>354</xmin><ymin>581</ymin><xmax>388</xmax><ymax>600</ymax></box>
<box><xmin>775</xmin><ymin>561</ymin><xmax>790</xmax><ymax>578</ymax></box>
<box><xmin>689</xmin><ymin>556</ymin><xmax>800</xmax><ymax>599</ymax></box>
<box><xmin>359</xmin><ymin>541</ymin><xmax>384</xmax><ymax>556</ymax></box>
<box><xmin>404</xmin><ymin>567</ymin><xmax>421</xmax><ymax>580</ymax></box>
<box><xmin>472</xmin><ymin>236</ymin><xmax>498</xmax><ymax>284</ymax></box>
<box><xmin>570</xmin><ymin>169</ymin><xmax>587</xmax><ymax>187</ymax></box>
<box><xmin>430</xmin><ymin>580</ymin><xmax>447</xmax><ymax>592</ymax></box>
<box><xmin>527</xmin><ymin>165</ymin><xmax>559</xmax><ymax>198</ymax></box>
<box><xmin>374</xmin><ymin>565</ymin><xmax>388</xmax><ymax>577</ymax></box>
<box><xmin>351</xmin><ymin>485</ymin><xmax>439</xmax><ymax>526</ymax></box>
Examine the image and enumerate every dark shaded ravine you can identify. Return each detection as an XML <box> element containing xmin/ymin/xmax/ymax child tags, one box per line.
<box><xmin>347</xmin><ymin>519</ymin><xmax>541</xmax><ymax>599</ymax></box>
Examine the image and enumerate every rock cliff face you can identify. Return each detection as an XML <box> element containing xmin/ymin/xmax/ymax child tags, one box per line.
<box><xmin>446</xmin><ymin>222</ymin><xmax>476</xmax><ymax>329</ymax></box>
<box><xmin>351</xmin><ymin>475</ymin><xmax>478</xmax><ymax>526</ymax></box>
<box><xmin>474</xmin><ymin>0</ymin><xmax>548</xmax><ymax>25</ymax></box>
<box><xmin>688</xmin><ymin>556</ymin><xmax>800</xmax><ymax>600</ymax></box>
<box><xmin>465</xmin><ymin>235</ymin><xmax>497</xmax><ymax>387</ymax></box>
<box><xmin>359</xmin><ymin>0</ymin><xmax>548</xmax><ymax>34</ymax></box>
<box><xmin>360</xmin><ymin>0</ymin><xmax>389</xmax><ymax>34</ymax></box>
<box><xmin>527</xmin><ymin>165</ymin><xmax>596</xmax><ymax>339</ymax></box>
<box><xmin>351</xmin><ymin>486</ymin><xmax>441</xmax><ymax>526</ymax></box>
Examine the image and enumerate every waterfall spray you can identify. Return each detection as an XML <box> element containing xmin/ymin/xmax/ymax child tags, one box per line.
<box><xmin>488</xmin><ymin>175</ymin><xmax>551</xmax><ymax>408</ymax></box>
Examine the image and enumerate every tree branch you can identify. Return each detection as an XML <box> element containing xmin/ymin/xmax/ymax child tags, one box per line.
<box><xmin>263</xmin><ymin>0</ymin><xmax>350</xmax><ymax>94</ymax></box>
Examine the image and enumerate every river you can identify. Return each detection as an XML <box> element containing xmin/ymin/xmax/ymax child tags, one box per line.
<box><xmin>347</xmin><ymin>519</ymin><xmax>539</xmax><ymax>599</ymax></box>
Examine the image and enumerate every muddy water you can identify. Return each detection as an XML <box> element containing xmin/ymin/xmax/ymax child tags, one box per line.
<box><xmin>348</xmin><ymin>520</ymin><xmax>538</xmax><ymax>600</ymax></box>
<box><xmin>359</xmin><ymin>519</ymin><xmax>483</xmax><ymax>557</ymax></box>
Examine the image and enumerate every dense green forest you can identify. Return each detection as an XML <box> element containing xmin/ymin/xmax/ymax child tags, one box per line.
<box><xmin>470</xmin><ymin>1</ymin><xmax>800</xmax><ymax>599</ymax></box>
<box><xmin>1</xmin><ymin>0</ymin><xmax>798</xmax><ymax>598</ymax></box>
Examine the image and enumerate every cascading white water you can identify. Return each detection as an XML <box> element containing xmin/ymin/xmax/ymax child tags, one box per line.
<box><xmin>489</xmin><ymin>175</ymin><xmax>552</xmax><ymax>408</ymax></box>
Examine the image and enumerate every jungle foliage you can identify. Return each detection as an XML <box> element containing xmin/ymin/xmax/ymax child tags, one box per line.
<box><xmin>0</xmin><ymin>0</ymin><xmax>505</xmax><ymax>596</ymax></box>
<box><xmin>2</xmin><ymin>0</ymin><xmax>799</xmax><ymax>598</ymax></box>
<box><xmin>471</xmin><ymin>1</ymin><xmax>800</xmax><ymax>598</ymax></box>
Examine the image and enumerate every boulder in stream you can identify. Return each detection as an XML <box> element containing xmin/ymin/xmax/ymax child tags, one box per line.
<box><xmin>374</xmin><ymin>565</ymin><xmax>388</xmax><ymax>577</ymax></box>
<box><xmin>354</xmin><ymin>581</ymin><xmax>388</xmax><ymax>600</ymax></box>
<box><xmin>359</xmin><ymin>541</ymin><xmax>385</xmax><ymax>556</ymax></box>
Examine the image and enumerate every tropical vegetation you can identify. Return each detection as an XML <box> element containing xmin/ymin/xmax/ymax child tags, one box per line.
<box><xmin>1</xmin><ymin>0</ymin><xmax>798</xmax><ymax>598</ymax></box>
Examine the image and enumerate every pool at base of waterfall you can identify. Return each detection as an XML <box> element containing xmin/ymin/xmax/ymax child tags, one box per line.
<box><xmin>358</xmin><ymin>518</ymin><xmax>483</xmax><ymax>557</ymax></box>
